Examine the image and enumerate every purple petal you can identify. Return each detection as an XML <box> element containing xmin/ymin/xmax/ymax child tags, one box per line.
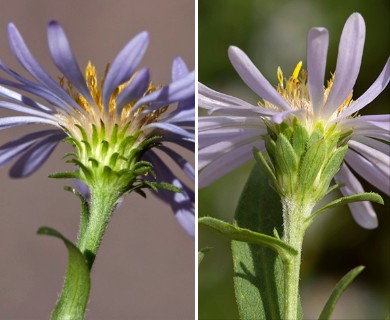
<box><xmin>352</xmin><ymin>136</ymin><xmax>390</xmax><ymax>154</ymax></box>
<box><xmin>143</xmin><ymin>151</ymin><xmax>194</xmax><ymax>237</ymax></box>
<box><xmin>0</xmin><ymin>129</ymin><xmax>64</xmax><ymax>167</ymax></box>
<box><xmin>0</xmin><ymin>116</ymin><xmax>57</xmax><ymax>130</ymax></box>
<box><xmin>322</xmin><ymin>13</ymin><xmax>366</xmax><ymax>118</ymax></box>
<box><xmin>0</xmin><ymin>84</ymin><xmax>53</xmax><ymax>113</ymax></box>
<box><xmin>307</xmin><ymin>27</ymin><xmax>329</xmax><ymax>115</ymax></box>
<box><xmin>228</xmin><ymin>46</ymin><xmax>291</xmax><ymax>111</ymax></box>
<box><xmin>144</xmin><ymin>122</ymin><xmax>194</xmax><ymax>141</ymax></box>
<box><xmin>102</xmin><ymin>31</ymin><xmax>149</xmax><ymax>109</ymax></box>
<box><xmin>7</xmin><ymin>23</ymin><xmax>83</xmax><ymax>112</ymax></box>
<box><xmin>199</xmin><ymin>82</ymin><xmax>277</xmax><ymax>117</ymax></box>
<box><xmin>199</xmin><ymin>129</ymin><xmax>262</xmax><ymax>170</ymax></box>
<box><xmin>199</xmin><ymin>115</ymin><xmax>264</xmax><ymax>132</ymax></box>
<box><xmin>133</xmin><ymin>71</ymin><xmax>195</xmax><ymax>113</ymax></box>
<box><xmin>163</xmin><ymin>108</ymin><xmax>194</xmax><ymax>126</ymax></box>
<box><xmin>0</xmin><ymin>101</ymin><xmax>55</xmax><ymax>119</ymax></box>
<box><xmin>172</xmin><ymin>56</ymin><xmax>190</xmax><ymax>81</ymax></box>
<box><xmin>341</xmin><ymin>114</ymin><xmax>390</xmax><ymax>132</ymax></box>
<box><xmin>199</xmin><ymin>127</ymin><xmax>263</xmax><ymax>153</ymax></box>
<box><xmin>9</xmin><ymin>133</ymin><xmax>65</xmax><ymax>177</ymax></box>
<box><xmin>164</xmin><ymin>96</ymin><xmax>194</xmax><ymax>126</ymax></box>
<box><xmin>271</xmin><ymin>109</ymin><xmax>302</xmax><ymax>124</ymax></box>
<box><xmin>75</xmin><ymin>180</ymin><xmax>91</xmax><ymax>202</ymax></box>
<box><xmin>348</xmin><ymin>140</ymin><xmax>389</xmax><ymax>171</ymax></box>
<box><xmin>199</xmin><ymin>140</ymin><xmax>264</xmax><ymax>188</ymax></box>
<box><xmin>334</xmin><ymin>164</ymin><xmax>378</xmax><ymax>229</ymax></box>
<box><xmin>116</xmin><ymin>68</ymin><xmax>150</xmax><ymax>111</ymax></box>
<box><xmin>0</xmin><ymin>65</ymin><xmax>71</xmax><ymax>112</ymax></box>
<box><xmin>337</xmin><ymin>57</ymin><xmax>390</xmax><ymax>119</ymax></box>
<box><xmin>351</xmin><ymin>129</ymin><xmax>390</xmax><ymax>141</ymax></box>
<box><xmin>344</xmin><ymin>149</ymin><xmax>390</xmax><ymax>195</ymax></box>
<box><xmin>159</xmin><ymin>131</ymin><xmax>194</xmax><ymax>151</ymax></box>
<box><xmin>156</xmin><ymin>145</ymin><xmax>195</xmax><ymax>181</ymax></box>
<box><xmin>47</xmin><ymin>21</ymin><xmax>95</xmax><ymax>107</ymax></box>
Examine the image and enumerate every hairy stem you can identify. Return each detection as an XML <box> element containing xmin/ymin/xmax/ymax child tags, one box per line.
<box><xmin>282</xmin><ymin>198</ymin><xmax>311</xmax><ymax>320</ymax></box>
<box><xmin>77</xmin><ymin>187</ymin><xmax>119</xmax><ymax>269</ymax></box>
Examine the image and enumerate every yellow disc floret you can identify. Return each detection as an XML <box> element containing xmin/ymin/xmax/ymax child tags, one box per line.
<box><xmin>57</xmin><ymin>62</ymin><xmax>168</xmax><ymax>143</ymax></box>
<box><xmin>261</xmin><ymin>61</ymin><xmax>354</xmax><ymax>133</ymax></box>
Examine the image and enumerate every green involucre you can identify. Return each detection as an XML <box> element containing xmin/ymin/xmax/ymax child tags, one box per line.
<box><xmin>261</xmin><ymin>118</ymin><xmax>349</xmax><ymax>205</ymax></box>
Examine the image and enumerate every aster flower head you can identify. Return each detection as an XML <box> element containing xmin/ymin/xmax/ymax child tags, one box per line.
<box><xmin>199</xmin><ymin>13</ymin><xmax>389</xmax><ymax>228</ymax></box>
<box><xmin>0</xmin><ymin>21</ymin><xmax>195</xmax><ymax>236</ymax></box>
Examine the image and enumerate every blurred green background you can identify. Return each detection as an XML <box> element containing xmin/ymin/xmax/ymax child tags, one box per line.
<box><xmin>198</xmin><ymin>0</ymin><xmax>389</xmax><ymax>319</ymax></box>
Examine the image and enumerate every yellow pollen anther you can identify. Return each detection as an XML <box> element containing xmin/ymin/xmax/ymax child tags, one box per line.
<box><xmin>265</xmin><ymin>61</ymin><xmax>354</xmax><ymax>129</ymax></box>
<box><xmin>292</xmin><ymin>61</ymin><xmax>302</xmax><ymax>80</ymax></box>
<box><xmin>277</xmin><ymin>66</ymin><xmax>284</xmax><ymax>88</ymax></box>
<box><xmin>58</xmin><ymin>62</ymin><xmax>169</xmax><ymax>140</ymax></box>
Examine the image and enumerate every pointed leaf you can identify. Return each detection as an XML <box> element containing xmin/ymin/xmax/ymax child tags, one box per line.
<box><xmin>309</xmin><ymin>192</ymin><xmax>383</xmax><ymax>222</ymax></box>
<box><xmin>37</xmin><ymin>226</ymin><xmax>90</xmax><ymax>320</ymax></box>
<box><xmin>231</xmin><ymin>164</ymin><xmax>302</xmax><ymax>319</ymax></box>
<box><xmin>319</xmin><ymin>266</ymin><xmax>365</xmax><ymax>320</ymax></box>
<box><xmin>199</xmin><ymin>216</ymin><xmax>297</xmax><ymax>260</ymax></box>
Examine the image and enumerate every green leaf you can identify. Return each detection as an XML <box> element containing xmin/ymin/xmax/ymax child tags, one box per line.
<box><xmin>319</xmin><ymin>266</ymin><xmax>365</xmax><ymax>320</ymax></box>
<box><xmin>308</xmin><ymin>192</ymin><xmax>384</xmax><ymax>222</ymax></box>
<box><xmin>198</xmin><ymin>247</ymin><xmax>212</xmax><ymax>267</ymax></box>
<box><xmin>231</xmin><ymin>164</ymin><xmax>302</xmax><ymax>320</ymax></box>
<box><xmin>37</xmin><ymin>227</ymin><xmax>90</xmax><ymax>320</ymax></box>
<box><xmin>199</xmin><ymin>217</ymin><xmax>297</xmax><ymax>260</ymax></box>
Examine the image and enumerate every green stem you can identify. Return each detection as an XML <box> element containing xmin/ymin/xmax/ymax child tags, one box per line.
<box><xmin>281</xmin><ymin>198</ymin><xmax>311</xmax><ymax>320</ymax></box>
<box><xmin>77</xmin><ymin>187</ymin><xmax>119</xmax><ymax>269</ymax></box>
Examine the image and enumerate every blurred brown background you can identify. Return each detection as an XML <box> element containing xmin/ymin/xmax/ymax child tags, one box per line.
<box><xmin>0</xmin><ymin>1</ymin><xmax>194</xmax><ymax>319</ymax></box>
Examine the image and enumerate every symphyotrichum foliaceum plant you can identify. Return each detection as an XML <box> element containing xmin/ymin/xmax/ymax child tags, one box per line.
<box><xmin>199</xmin><ymin>12</ymin><xmax>388</xmax><ymax>319</ymax></box>
<box><xmin>0</xmin><ymin>21</ymin><xmax>194</xmax><ymax>319</ymax></box>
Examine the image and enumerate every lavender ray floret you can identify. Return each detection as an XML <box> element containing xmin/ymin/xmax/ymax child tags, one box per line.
<box><xmin>116</xmin><ymin>68</ymin><xmax>150</xmax><ymax>111</ymax></box>
<box><xmin>47</xmin><ymin>21</ymin><xmax>95</xmax><ymax>107</ymax></box>
<box><xmin>307</xmin><ymin>27</ymin><xmax>329</xmax><ymax>115</ymax></box>
<box><xmin>7</xmin><ymin>23</ymin><xmax>84</xmax><ymax>112</ymax></box>
<box><xmin>322</xmin><ymin>13</ymin><xmax>366</xmax><ymax>118</ymax></box>
<box><xmin>102</xmin><ymin>31</ymin><xmax>149</xmax><ymax>109</ymax></box>
<box><xmin>9</xmin><ymin>133</ymin><xmax>65</xmax><ymax>177</ymax></box>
